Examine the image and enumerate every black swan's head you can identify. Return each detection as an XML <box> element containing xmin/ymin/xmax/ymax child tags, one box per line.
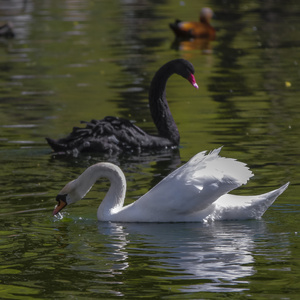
<box><xmin>151</xmin><ymin>59</ymin><xmax>198</xmax><ymax>90</ymax></box>
<box><xmin>172</xmin><ymin>59</ymin><xmax>198</xmax><ymax>89</ymax></box>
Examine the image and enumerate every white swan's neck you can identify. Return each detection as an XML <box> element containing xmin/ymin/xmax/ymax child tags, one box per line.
<box><xmin>67</xmin><ymin>163</ymin><xmax>126</xmax><ymax>220</ymax></box>
<box><xmin>96</xmin><ymin>163</ymin><xmax>126</xmax><ymax>220</ymax></box>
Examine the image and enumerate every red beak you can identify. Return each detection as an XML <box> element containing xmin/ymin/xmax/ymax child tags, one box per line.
<box><xmin>188</xmin><ymin>74</ymin><xmax>199</xmax><ymax>89</ymax></box>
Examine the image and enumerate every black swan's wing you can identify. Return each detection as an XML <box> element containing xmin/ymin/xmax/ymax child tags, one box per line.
<box><xmin>46</xmin><ymin>116</ymin><xmax>175</xmax><ymax>154</ymax></box>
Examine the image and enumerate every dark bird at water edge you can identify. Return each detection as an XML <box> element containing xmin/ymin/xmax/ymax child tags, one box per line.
<box><xmin>46</xmin><ymin>59</ymin><xmax>199</xmax><ymax>155</ymax></box>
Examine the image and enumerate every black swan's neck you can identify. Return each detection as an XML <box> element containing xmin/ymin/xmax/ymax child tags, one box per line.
<box><xmin>148</xmin><ymin>62</ymin><xmax>180</xmax><ymax>144</ymax></box>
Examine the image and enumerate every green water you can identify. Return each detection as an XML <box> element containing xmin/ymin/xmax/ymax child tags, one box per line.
<box><xmin>0</xmin><ymin>0</ymin><xmax>299</xmax><ymax>299</ymax></box>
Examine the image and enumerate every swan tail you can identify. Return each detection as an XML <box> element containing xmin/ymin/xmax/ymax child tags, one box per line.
<box><xmin>46</xmin><ymin>120</ymin><xmax>114</xmax><ymax>154</ymax></box>
<box><xmin>45</xmin><ymin>137</ymin><xmax>67</xmax><ymax>152</ymax></box>
<box><xmin>257</xmin><ymin>182</ymin><xmax>290</xmax><ymax>211</ymax></box>
<box><xmin>211</xmin><ymin>182</ymin><xmax>290</xmax><ymax>221</ymax></box>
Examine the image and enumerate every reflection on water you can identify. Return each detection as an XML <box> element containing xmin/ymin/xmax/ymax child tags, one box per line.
<box><xmin>97</xmin><ymin>221</ymin><xmax>259</xmax><ymax>293</ymax></box>
<box><xmin>44</xmin><ymin>219</ymin><xmax>293</xmax><ymax>297</ymax></box>
<box><xmin>171</xmin><ymin>37</ymin><xmax>214</xmax><ymax>54</ymax></box>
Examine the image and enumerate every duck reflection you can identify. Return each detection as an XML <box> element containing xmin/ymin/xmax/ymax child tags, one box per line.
<box><xmin>171</xmin><ymin>36</ymin><xmax>214</xmax><ymax>53</ymax></box>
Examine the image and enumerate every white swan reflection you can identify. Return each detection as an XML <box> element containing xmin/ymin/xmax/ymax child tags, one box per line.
<box><xmin>97</xmin><ymin>220</ymin><xmax>268</xmax><ymax>292</ymax></box>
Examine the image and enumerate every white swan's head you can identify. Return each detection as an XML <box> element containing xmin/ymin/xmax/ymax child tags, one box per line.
<box><xmin>53</xmin><ymin>179</ymin><xmax>81</xmax><ymax>215</ymax></box>
<box><xmin>164</xmin><ymin>59</ymin><xmax>199</xmax><ymax>89</ymax></box>
<box><xmin>52</xmin><ymin>162</ymin><xmax>126</xmax><ymax>216</ymax></box>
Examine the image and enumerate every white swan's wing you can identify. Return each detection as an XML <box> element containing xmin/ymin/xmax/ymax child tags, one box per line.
<box><xmin>133</xmin><ymin>148</ymin><xmax>253</xmax><ymax>217</ymax></box>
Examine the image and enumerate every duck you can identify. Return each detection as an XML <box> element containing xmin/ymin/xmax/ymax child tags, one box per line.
<box><xmin>170</xmin><ymin>7</ymin><xmax>215</xmax><ymax>39</ymax></box>
<box><xmin>53</xmin><ymin>147</ymin><xmax>289</xmax><ymax>222</ymax></box>
<box><xmin>46</xmin><ymin>59</ymin><xmax>199</xmax><ymax>155</ymax></box>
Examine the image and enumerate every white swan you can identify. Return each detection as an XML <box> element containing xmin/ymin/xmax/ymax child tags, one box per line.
<box><xmin>53</xmin><ymin>148</ymin><xmax>289</xmax><ymax>222</ymax></box>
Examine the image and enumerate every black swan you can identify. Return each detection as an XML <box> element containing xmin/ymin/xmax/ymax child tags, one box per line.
<box><xmin>46</xmin><ymin>59</ymin><xmax>199</xmax><ymax>155</ymax></box>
